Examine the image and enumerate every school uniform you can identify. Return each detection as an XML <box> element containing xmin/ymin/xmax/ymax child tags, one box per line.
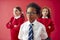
<box><xmin>6</xmin><ymin>14</ymin><xmax>25</xmax><ymax>40</ymax></box>
<box><xmin>37</xmin><ymin>17</ymin><xmax>54</xmax><ymax>38</ymax></box>
<box><xmin>18</xmin><ymin>20</ymin><xmax>48</xmax><ymax>40</ymax></box>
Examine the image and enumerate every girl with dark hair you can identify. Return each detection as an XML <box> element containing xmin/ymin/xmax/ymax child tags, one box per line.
<box><xmin>6</xmin><ymin>7</ymin><xmax>25</xmax><ymax>40</ymax></box>
<box><xmin>37</xmin><ymin>7</ymin><xmax>54</xmax><ymax>40</ymax></box>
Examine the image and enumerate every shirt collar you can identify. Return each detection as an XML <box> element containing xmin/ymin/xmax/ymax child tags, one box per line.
<box><xmin>42</xmin><ymin>16</ymin><xmax>48</xmax><ymax>19</ymax></box>
<box><xmin>27</xmin><ymin>20</ymin><xmax>37</xmax><ymax>25</ymax></box>
<box><xmin>14</xmin><ymin>15</ymin><xmax>20</xmax><ymax>19</ymax></box>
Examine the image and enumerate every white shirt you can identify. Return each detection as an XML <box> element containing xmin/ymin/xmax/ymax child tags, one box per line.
<box><xmin>14</xmin><ymin>15</ymin><xmax>20</xmax><ymax>19</ymax></box>
<box><xmin>18</xmin><ymin>20</ymin><xmax>48</xmax><ymax>40</ymax></box>
<box><xmin>42</xmin><ymin>16</ymin><xmax>48</xmax><ymax>19</ymax></box>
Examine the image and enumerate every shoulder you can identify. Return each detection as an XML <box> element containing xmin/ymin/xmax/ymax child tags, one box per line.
<box><xmin>19</xmin><ymin>14</ymin><xmax>25</xmax><ymax>20</ymax></box>
<box><xmin>37</xmin><ymin>18</ymin><xmax>44</xmax><ymax>22</ymax></box>
<box><xmin>37</xmin><ymin>21</ymin><xmax>46</xmax><ymax>30</ymax></box>
<box><xmin>10</xmin><ymin>17</ymin><xmax>14</xmax><ymax>21</ymax></box>
<box><xmin>20</xmin><ymin>21</ymin><xmax>28</xmax><ymax>27</ymax></box>
<box><xmin>20</xmin><ymin>21</ymin><xmax>29</xmax><ymax>30</ymax></box>
<box><xmin>37</xmin><ymin>21</ymin><xmax>45</xmax><ymax>28</ymax></box>
<box><xmin>48</xmin><ymin>18</ymin><xmax>52</xmax><ymax>21</ymax></box>
<box><xmin>48</xmin><ymin>18</ymin><xmax>53</xmax><ymax>22</ymax></box>
<box><xmin>11</xmin><ymin>17</ymin><xmax>14</xmax><ymax>19</ymax></box>
<box><xmin>20</xmin><ymin>14</ymin><xmax>24</xmax><ymax>18</ymax></box>
<box><xmin>37</xmin><ymin>18</ymin><xmax>42</xmax><ymax>21</ymax></box>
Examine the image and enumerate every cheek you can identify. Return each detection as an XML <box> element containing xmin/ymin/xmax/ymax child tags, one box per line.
<box><xmin>26</xmin><ymin>14</ymin><xmax>29</xmax><ymax>19</ymax></box>
<box><xmin>42</xmin><ymin>11</ymin><xmax>48</xmax><ymax>15</ymax></box>
<box><xmin>42</xmin><ymin>12</ymin><xmax>45</xmax><ymax>15</ymax></box>
<box><xmin>13</xmin><ymin>12</ymin><xmax>16</xmax><ymax>15</ymax></box>
<box><xmin>18</xmin><ymin>11</ymin><xmax>20</xmax><ymax>13</ymax></box>
<box><xmin>16</xmin><ymin>12</ymin><xmax>20</xmax><ymax>15</ymax></box>
<box><xmin>27</xmin><ymin>15</ymin><xmax>33</xmax><ymax>19</ymax></box>
<box><xmin>13</xmin><ymin>11</ymin><xmax>15</xmax><ymax>14</ymax></box>
<box><xmin>13</xmin><ymin>11</ymin><xmax>16</xmax><ymax>15</ymax></box>
<box><xmin>31</xmin><ymin>15</ymin><xmax>36</xmax><ymax>19</ymax></box>
<box><xmin>46</xmin><ymin>12</ymin><xmax>48</xmax><ymax>15</ymax></box>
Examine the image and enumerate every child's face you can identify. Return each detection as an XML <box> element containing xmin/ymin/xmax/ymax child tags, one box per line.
<box><xmin>26</xmin><ymin>7</ymin><xmax>37</xmax><ymax>23</ymax></box>
<box><xmin>13</xmin><ymin>8</ymin><xmax>21</xmax><ymax>16</ymax></box>
<box><xmin>42</xmin><ymin>8</ymin><xmax>48</xmax><ymax>17</ymax></box>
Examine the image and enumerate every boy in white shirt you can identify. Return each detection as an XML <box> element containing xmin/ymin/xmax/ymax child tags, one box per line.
<box><xmin>18</xmin><ymin>3</ymin><xmax>48</xmax><ymax>40</ymax></box>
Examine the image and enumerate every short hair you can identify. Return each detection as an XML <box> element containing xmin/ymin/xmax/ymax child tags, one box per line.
<box><xmin>26</xmin><ymin>2</ymin><xmax>41</xmax><ymax>14</ymax></box>
<box><xmin>15</xmin><ymin>6</ymin><xmax>22</xmax><ymax>11</ymax></box>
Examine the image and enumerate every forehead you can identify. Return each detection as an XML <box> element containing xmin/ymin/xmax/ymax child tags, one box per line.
<box><xmin>27</xmin><ymin>7</ymin><xmax>36</xmax><ymax>12</ymax></box>
<box><xmin>42</xmin><ymin>8</ymin><xmax>48</xmax><ymax>11</ymax></box>
<box><xmin>13</xmin><ymin>8</ymin><xmax>18</xmax><ymax>11</ymax></box>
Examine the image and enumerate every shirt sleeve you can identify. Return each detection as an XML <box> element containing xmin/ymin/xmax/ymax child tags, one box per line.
<box><xmin>41</xmin><ymin>24</ymin><xmax>48</xmax><ymax>39</ymax></box>
<box><xmin>15</xmin><ymin>17</ymin><xmax>25</xmax><ymax>31</ymax></box>
<box><xmin>6</xmin><ymin>17</ymin><xmax>14</xmax><ymax>29</ymax></box>
<box><xmin>49</xmin><ymin>20</ymin><xmax>55</xmax><ymax>32</ymax></box>
<box><xmin>18</xmin><ymin>24</ymin><xmax>24</xmax><ymax>40</ymax></box>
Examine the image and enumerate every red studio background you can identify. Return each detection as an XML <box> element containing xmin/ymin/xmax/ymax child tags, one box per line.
<box><xmin>0</xmin><ymin>0</ymin><xmax>60</xmax><ymax>40</ymax></box>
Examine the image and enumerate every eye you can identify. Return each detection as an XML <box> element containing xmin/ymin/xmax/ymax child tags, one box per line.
<box><xmin>15</xmin><ymin>10</ymin><xmax>18</xmax><ymax>12</ymax></box>
<box><xmin>27</xmin><ymin>12</ymin><xmax>30</xmax><ymax>14</ymax></box>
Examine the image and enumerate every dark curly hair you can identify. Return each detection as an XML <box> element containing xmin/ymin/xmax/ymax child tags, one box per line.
<box><xmin>26</xmin><ymin>2</ymin><xmax>41</xmax><ymax>15</ymax></box>
<box><xmin>15</xmin><ymin>6</ymin><xmax>22</xmax><ymax>11</ymax></box>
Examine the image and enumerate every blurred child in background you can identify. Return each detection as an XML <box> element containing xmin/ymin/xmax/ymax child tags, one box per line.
<box><xmin>37</xmin><ymin>7</ymin><xmax>54</xmax><ymax>40</ymax></box>
<box><xmin>6</xmin><ymin>7</ymin><xmax>25</xmax><ymax>40</ymax></box>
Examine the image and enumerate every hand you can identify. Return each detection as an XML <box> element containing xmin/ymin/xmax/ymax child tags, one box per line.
<box><xmin>48</xmin><ymin>26</ymin><xmax>51</xmax><ymax>29</ymax></box>
<box><xmin>14</xmin><ymin>25</ymin><xmax>17</xmax><ymax>27</ymax></box>
<box><xmin>9</xmin><ymin>22</ymin><xmax>11</xmax><ymax>24</ymax></box>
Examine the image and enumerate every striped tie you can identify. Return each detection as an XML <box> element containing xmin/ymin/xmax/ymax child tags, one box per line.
<box><xmin>28</xmin><ymin>24</ymin><xmax>34</xmax><ymax>40</ymax></box>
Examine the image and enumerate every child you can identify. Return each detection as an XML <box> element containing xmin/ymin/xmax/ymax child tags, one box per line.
<box><xmin>6</xmin><ymin>7</ymin><xmax>25</xmax><ymax>40</ymax></box>
<box><xmin>37</xmin><ymin>7</ymin><xmax>54</xmax><ymax>40</ymax></box>
<box><xmin>18</xmin><ymin>3</ymin><xmax>48</xmax><ymax>40</ymax></box>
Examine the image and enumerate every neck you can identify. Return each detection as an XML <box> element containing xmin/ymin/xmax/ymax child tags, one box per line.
<box><xmin>15</xmin><ymin>15</ymin><xmax>20</xmax><ymax>17</ymax></box>
<box><xmin>29</xmin><ymin>19</ymin><xmax>35</xmax><ymax>23</ymax></box>
<box><xmin>42</xmin><ymin>16</ymin><xmax>48</xmax><ymax>19</ymax></box>
<box><xmin>43</xmin><ymin>16</ymin><xmax>47</xmax><ymax>18</ymax></box>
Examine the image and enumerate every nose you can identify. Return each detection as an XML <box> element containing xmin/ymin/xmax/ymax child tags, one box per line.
<box><xmin>29</xmin><ymin>13</ymin><xmax>32</xmax><ymax>15</ymax></box>
<box><xmin>28</xmin><ymin>14</ymin><xmax>32</xmax><ymax>17</ymax></box>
